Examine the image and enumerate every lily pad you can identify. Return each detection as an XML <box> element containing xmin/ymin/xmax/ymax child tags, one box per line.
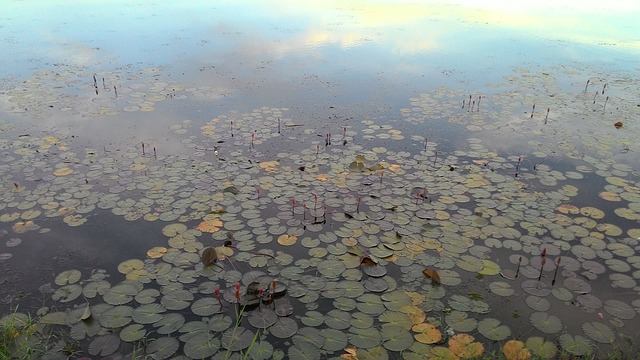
<box><xmin>478</xmin><ymin>318</ymin><xmax>511</xmax><ymax>341</ymax></box>
<box><xmin>582</xmin><ymin>321</ymin><xmax>615</xmax><ymax>343</ymax></box>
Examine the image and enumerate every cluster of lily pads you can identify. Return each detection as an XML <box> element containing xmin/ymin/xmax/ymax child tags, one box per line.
<box><xmin>1</xmin><ymin>64</ymin><xmax>639</xmax><ymax>359</ymax></box>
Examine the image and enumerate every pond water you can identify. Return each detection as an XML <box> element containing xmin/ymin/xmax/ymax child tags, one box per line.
<box><xmin>1</xmin><ymin>1</ymin><xmax>639</xmax><ymax>359</ymax></box>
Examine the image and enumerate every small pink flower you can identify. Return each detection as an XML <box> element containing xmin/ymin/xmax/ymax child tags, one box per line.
<box><xmin>234</xmin><ymin>283</ymin><xmax>241</xmax><ymax>300</ymax></box>
<box><xmin>214</xmin><ymin>287</ymin><xmax>220</xmax><ymax>299</ymax></box>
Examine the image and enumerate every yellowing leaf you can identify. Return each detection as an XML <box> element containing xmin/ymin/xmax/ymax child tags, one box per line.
<box><xmin>53</xmin><ymin>167</ymin><xmax>73</xmax><ymax>176</ymax></box>
<box><xmin>146</xmin><ymin>246</ymin><xmax>167</xmax><ymax>259</ymax></box>
<box><xmin>413</xmin><ymin>323</ymin><xmax>442</xmax><ymax>344</ymax></box>
<box><xmin>277</xmin><ymin>234</ymin><xmax>297</xmax><ymax>246</ymax></box>
<box><xmin>258</xmin><ymin>160</ymin><xmax>279</xmax><ymax>173</ymax></box>
<box><xmin>196</xmin><ymin>218</ymin><xmax>223</xmax><ymax>233</ymax></box>
<box><xmin>449</xmin><ymin>333</ymin><xmax>484</xmax><ymax>359</ymax></box>
<box><xmin>423</xmin><ymin>268</ymin><xmax>441</xmax><ymax>285</ymax></box>
<box><xmin>388</xmin><ymin>164</ymin><xmax>401</xmax><ymax>172</ymax></box>
<box><xmin>503</xmin><ymin>340</ymin><xmax>531</xmax><ymax>360</ymax></box>
<box><xmin>340</xmin><ymin>346</ymin><xmax>359</xmax><ymax>360</ymax></box>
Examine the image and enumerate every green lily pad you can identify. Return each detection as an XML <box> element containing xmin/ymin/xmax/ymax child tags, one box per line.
<box><xmin>525</xmin><ymin>336</ymin><xmax>557</xmax><ymax>359</ymax></box>
<box><xmin>530</xmin><ymin>312</ymin><xmax>562</xmax><ymax>334</ymax></box>
<box><xmin>248</xmin><ymin>308</ymin><xmax>277</xmax><ymax>329</ymax></box>
<box><xmin>321</xmin><ymin>328</ymin><xmax>349</xmax><ymax>352</ymax></box>
<box><xmin>477</xmin><ymin>318</ymin><xmax>511</xmax><ymax>341</ymax></box>
<box><xmin>349</xmin><ymin>326</ymin><xmax>382</xmax><ymax>349</ymax></box>
<box><xmin>582</xmin><ymin>321</ymin><xmax>615</xmax><ymax>343</ymax></box>
<box><xmin>120</xmin><ymin>323</ymin><xmax>146</xmax><ymax>342</ymax></box>
<box><xmin>88</xmin><ymin>334</ymin><xmax>120</xmax><ymax>357</ymax></box>
<box><xmin>270</xmin><ymin>317</ymin><xmax>298</xmax><ymax>339</ymax></box>
<box><xmin>221</xmin><ymin>326</ymin><xmax>255</xmax><ymax>351</ymax></box>
<box><xmin>381</xmin><ymin>325</ymin><xmax>414</xmax><ymax>352</ymax></box>
<box><xmin>132</xmin><ymin>303</ymin><xmax>165</xmax><ymax>324</ymax></box>
<box><xmin>146</xmin><ymin>337</ymin><xmax>179</xmax><ymax>360</ymax></box>
<box><xmin>558</xmin><ymin>334</ymin><xmax>592</xmax><ymax>356</ymax></box>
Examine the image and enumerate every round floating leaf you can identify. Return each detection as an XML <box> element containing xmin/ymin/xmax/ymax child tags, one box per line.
<box><xmin>147</xmin><ymin>246</ymin><xmax>167</xmax><ymax>259</ymax></box>
<box><xmin>445</xmin><ymin>311</ymin><xmax>477</xmax><ymax>332</ymax></box>
<box><xmin>88</xmin><ymin>334</ymin><xmax>120</xmax><ymax>356</ymax></box>
<box><xmin>478</xmin><ymin>318</ymin><xmax>511</xmax><ymax>341</ymax></box>
<box><xmin>379</xmin><ymin>311</ymin><xmax>412</xmax><ymax>330</ymax></box>
<box><xmin>55</xmin><ymin>270</ymin><xmax>82</xmax><ymax>286</ymax></box>
<box><xmin>117</xmin><ymin>259</ymin><xmax>144</xmax><ymax>275</ymax></box>
<box><xmin>449</xmin><ymin>333</ymin><xmax>484</xmax><ymax>359</ymax></box>
<box><xmin>120</xmin><ymin>323</ymin><xmax>146</xmax><ymax>342</ymax></box>
<box><xmin>245</xmin><ymin>340</ymin><xmax>274</xmax><ymax>360</ymax></box>
<box><xmin>382</xmin><ymin>291</ymin><xmax>412</xmax><ymax>311</ymax></box>
<box><xmin>197</xmin><ymin>218</ymin><xmax>223</xmax><ymax>233</ymax></box>
<box><xmin>525</xmin><ymin>336</ymin><xmax>557</xmax><ymax>359</ymax></box>
<box><xmin>349</xmin><ymin>326</ymin><xmax>381</xmax><ymax>349</ymax></box>
<box><xmin>489</xmin><ymin>282</ymin><xmax>514</xmax><ymax>297</ymax></box>
<box><xmin>135</xmin><ymin>288</ymin><xmax>160</xmax><ymax>304</ymax></box>
<box><xmin>529</xmin><ymin>312</ymin><xmax>562</xmax><ymax>334</ymax></box>
<box><xmin>318</xmin><ymin>260</ymin><xmax>346</xmax><ymax>278</ymax></box>
<box><xmin>270</xmin><ymin>317</ymin><xmax>298</xmax><ymax>339</ymax></box>
<box><xmin>502</xmin><ymin>340</ymin><xmax>531</xmax><ymax>360</ymax></box>
<box><xmin>277</xmin><ymin>234</ymin><xmax>298</xmax><ymax>246</ymax></box>
<box><xmin>289</xmin><ymin>341</ymin><xmax>321</xmax><ymax>360</ymax></box>
<box><xmin>479</xmin><ymin>260</ymin><xmax>500</xmax><ymax>275</ymax></box>
<box><xmin>248</xmin><ymin>308</ymin><xmax>277</xmax><ymax>329</ymax></box>
<box><xmin>521</xmin><ymin>279</ymin><xmax>551</xmax><ymax>297</ymax></box>
<box><xmin>558</xmin><ymin>334</ymin><xmax>592</xmax><ymax>356</ymax></box>
<box><xmin>364</xmin><ymin>277</ymin><xmax>389</xmax><ymax>293</ymax></box>
<box><xmin>154</xmin><ymin>313</ymin><xmax>185</xmax><ymax>335</ymax></box>
<box><xmin>582</xmin><ymin>321</ymin><xmax>615</xmax><ymax>343</ymax></box>
<box><xmin>99</xmin><ymin>305</ymin><xmax>133</xmax><ymax>328</ymax></box>
<box><xmin>184</xmin><ymin>335</ymin><xmax>219</xmax><ymax>358</ymax></box>
<box><xmin>321</xmin><ymin>328</ymin><xmax>349</xmax><ymax>352</ymax></box>
<box><xmin>132</xmin><ymin>303</ymin><xmax>165</xmax><ymax>324</ymax></box>
<box><xmin>413</xmin><ymin>323</ymin><xmax>442</xmax><ymax>344</ymax></box>
<box><xmin>161</xmin><ymin>289</ymin><xmax>193</xmax><ymax>310</ymax></box>
<box><xmin>325</xmin><ymin>309</ymin><xmax>352</xmax><ymax>330</ymax></box>
<box><xmin>221</xmin><ymin>326</ymin><xmax>255</xmax><ymax>351</ymax></box>
<box><xmin>429</xmin><ymin>346</ymin><xmax>458</xmax><ymax>360</ymax></box>
<box><xmin>53</xmin><ymin>167</ymin><xmax>73</xmax><ymax>176</ymax></box>
<box><xmin>52</xmin><ymin>284</ymin><xmax>82</xmax><ymax>303</ymax></box>
<box><xmin>381</xmin><ymin>325</ymin><xmax>414</xmax><ymax>352</ymax></box>
<box><xmin>294</xmin><ymin>327</ymin><xmax>325</xmax><ymax>348</ymax></box>
<box><xmin>604</xmin><ymin>299</ymin><xmax>636</xmax><ymax>320</ymax></box>
<box><xmin>146</xmin><ymin>337</ymin><xmax>179</xmax><ymax>360</ymax></box>
<box><xmin>525</xmin><ymin>296</ymin><xmax>550</xmax><ymax>312</ymax></box>
<box><xmin>104</xmin><ymin>284</ymin><xmax>138</xmax><ymax>305</ymax></box>
<box><xmin>191</xmin><ymin>297</ymin><xmax>221</xmax><ymax>316</ymax></box>
<box><xmin>363</xmin><ymin>264</ymin><xmax>387</xmax><ymax>277</ymax></box>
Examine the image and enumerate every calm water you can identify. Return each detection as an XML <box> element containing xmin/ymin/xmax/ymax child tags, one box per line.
<box><xmin>1</xmin><ymin>1</ymin><xmax>639</xmax><ymax>359</ymax></box>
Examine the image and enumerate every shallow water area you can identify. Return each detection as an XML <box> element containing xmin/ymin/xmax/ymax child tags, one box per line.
<box><xmin>1</xmin><ymin>1</ymin><xmax>640</xmax><ymax>359</ymax></box>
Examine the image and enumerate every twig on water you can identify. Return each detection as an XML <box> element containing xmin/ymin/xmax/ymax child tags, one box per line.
<box><xmin>551</xmin><ymin>256</ymin><xmax>561</xmax><ymax>286</ymax></box>
<box><xmin>544</xmin><ymin>108</ymin><xmax>550</xmax><ymax>124</ymax></box>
